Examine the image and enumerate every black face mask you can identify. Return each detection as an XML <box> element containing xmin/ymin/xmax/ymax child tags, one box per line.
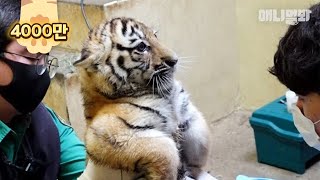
<box><xmin>0</xmin><ymin>58</ymin><xmax>50</xmax><ymax>114</ymax></box>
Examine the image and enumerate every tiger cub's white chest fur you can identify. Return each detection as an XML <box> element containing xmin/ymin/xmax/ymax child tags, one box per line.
<box><xmin>124</xmin><ymin>80</ymin><xmax>190</xmax><ymax>138</ymax></box>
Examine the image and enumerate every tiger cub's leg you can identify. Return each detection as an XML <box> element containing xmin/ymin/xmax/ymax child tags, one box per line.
<box><xmin>179</xmin><ymin>108</ymin><xmax>212</xmax><ymax>179</ymax></box>
<box><xmin>132</xmin><ymin>134</ymin><xmax>180</xmax><ymax>180</ymax></box>
<box><xmin>86</xmin><ymin>119</ymin><xmax>180</xmax><ymax>180</ymax></box>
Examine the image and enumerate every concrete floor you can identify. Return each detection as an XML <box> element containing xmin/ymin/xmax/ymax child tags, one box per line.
<box><xmin>205</xmin><ymin>110</ymin><xmax>320</xmax><ymax>180</ymax></box>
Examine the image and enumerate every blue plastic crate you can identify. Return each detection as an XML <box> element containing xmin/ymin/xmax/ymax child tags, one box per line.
<box><xmin>249</xmin><ymin>96</ymin><xmax>320</xmax><ymax>174</ymax></box>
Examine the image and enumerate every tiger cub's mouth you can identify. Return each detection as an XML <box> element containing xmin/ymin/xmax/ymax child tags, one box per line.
<box><xmin>146</xmin><ymin>64</ymin><xmax>175</xmax><ymax>97</ymax></box>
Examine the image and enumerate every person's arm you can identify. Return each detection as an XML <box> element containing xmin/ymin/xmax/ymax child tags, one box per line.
<box><xmin>46</xmin><ymin>107</ymin><xmax>86</xmax><ymax>180</ymax></box>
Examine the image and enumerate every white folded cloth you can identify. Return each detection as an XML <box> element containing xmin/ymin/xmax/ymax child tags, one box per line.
<box><xmin>78</xmin><ymin>160</ymin><xmax>134</xmax><ymax>180</ymax></box>
<box><xmin>78</xmin><ymin>160</ymin><xmax>218</xmax><ymax>180</ymax></box>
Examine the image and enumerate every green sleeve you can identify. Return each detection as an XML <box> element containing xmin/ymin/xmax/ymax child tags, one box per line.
<box><xmin>46</xmin><ymin>107</ymin><xmax>86</xmax><ymax>180</ymax></box>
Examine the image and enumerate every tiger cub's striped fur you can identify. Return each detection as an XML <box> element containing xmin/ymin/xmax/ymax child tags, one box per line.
<box><xmin>75</xmin><ymin>17</ymin><xmax>211</xmax><ymax>180</ymax></box>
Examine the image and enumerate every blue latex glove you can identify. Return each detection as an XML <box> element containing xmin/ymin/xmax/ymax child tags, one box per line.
<box><xmin>236</xmin><ymin>175</ymin><xmax>275</xmax><ymax>180</ymax></box>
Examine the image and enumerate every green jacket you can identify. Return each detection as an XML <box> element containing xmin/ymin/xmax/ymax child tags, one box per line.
<box><xmin>0</xmin><ymin>106</ymin><xmax>86</xmax><ymax>180</ymax></box>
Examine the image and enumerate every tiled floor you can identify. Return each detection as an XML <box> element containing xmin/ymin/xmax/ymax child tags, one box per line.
<box><xmin>206</xmin><ymin>110</ymin><xmax>320</xmax><ymax>180</ymax></box>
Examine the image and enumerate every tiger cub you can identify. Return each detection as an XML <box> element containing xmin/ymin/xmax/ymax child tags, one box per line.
<box><xmin>74</xmin><ymin>17</ymin><xmax>213</xmax><ymax>180</ymax></box>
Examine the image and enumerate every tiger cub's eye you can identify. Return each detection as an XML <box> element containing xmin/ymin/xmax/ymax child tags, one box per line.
<box><xmin>136</xmin><ymin>42</ymin><xmax>149</xmax><ymax>52</ymax></box>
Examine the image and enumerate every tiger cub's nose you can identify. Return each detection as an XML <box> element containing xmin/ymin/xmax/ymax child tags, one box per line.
<box><xmin>164</xmin><ymin>59</ymin><xmax>178</xmax><ymax>67</ymax></box>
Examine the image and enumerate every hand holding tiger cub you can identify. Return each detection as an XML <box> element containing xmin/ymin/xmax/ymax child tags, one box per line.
<box><xmin>75</xmin><ymin>17</ymin><xmax>216</xmax><ymax>180</ymax></box>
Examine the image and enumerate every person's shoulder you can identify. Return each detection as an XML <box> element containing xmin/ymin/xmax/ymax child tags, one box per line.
<box><xmin>45</xmin><ymin>105</ymin><xmax>86</xmax><ymax>180</ymax></box>
<box><xmin>45</xmin><ymin>106</ymin><xmax>71</xmax><ymax>128</ymax></box>
<box><xmin>44</xmin><ymin>105</ymin><xmax>82</xmax><ymax>143</ymax></box>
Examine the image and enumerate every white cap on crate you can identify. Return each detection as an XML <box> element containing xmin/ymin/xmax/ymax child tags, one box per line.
<box><xmin>285</xmin><ymin>90</ymin><xmax>298</xmax><ymax>112</ymax></box>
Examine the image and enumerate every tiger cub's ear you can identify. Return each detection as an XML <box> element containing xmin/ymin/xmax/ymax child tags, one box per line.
<box><xmin>73</xmin><ymin>48</ymin><xmax>92</xmax><ymax>67</ymax></box>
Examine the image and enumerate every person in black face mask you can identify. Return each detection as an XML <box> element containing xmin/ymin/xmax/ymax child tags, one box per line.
<box><xmin>0</xmin><ymin>46</ymin><xmax>52</xmax><ymax>115</ymax></box>
<box><xmin>0</xmin><ymin>0</ymin><xmax>86</xmax><ymax>180</ymax></box>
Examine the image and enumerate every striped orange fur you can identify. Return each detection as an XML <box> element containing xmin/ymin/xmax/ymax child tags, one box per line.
<box><xmin>75</xmin><ymin>17</ymin><xmax>212</xmax><ymax>180</ymax></box>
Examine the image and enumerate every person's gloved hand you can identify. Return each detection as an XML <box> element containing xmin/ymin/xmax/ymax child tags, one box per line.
<box><xmin>236</xmin><ymin>175</ymin><xmax>275</xmax><ymax>180</ymax></box>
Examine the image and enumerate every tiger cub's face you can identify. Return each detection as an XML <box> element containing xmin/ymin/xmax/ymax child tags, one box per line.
<box><xmin>75</xmin><ymin>17</ymin><xmax>178</xmax><ymax>98</ymax></box>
